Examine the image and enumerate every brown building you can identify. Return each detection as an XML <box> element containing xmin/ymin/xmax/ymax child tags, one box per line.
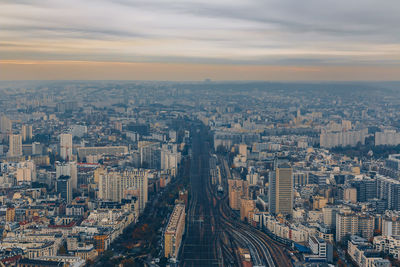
<box><xmin>313</xmin><ymin>196</ymin><xmax>328</xmax><ymax>210</ymax></box>
<box><xmin>228</xmin><ymin>179</ymin><xmax>249</xmax><ymax>210</ymax></box>
<box><xmin>229</xmin><ymin>187</ymin><xmax>241</xmax><ymax>210</ymax></box>
<box><xmin>6</xmin><ymin>207</ymin><xmax>15</xmax><ymax>222</ymax></box>
<box><xmin>240</xmin><ymin>198</ymin><xmax>255</xmax><ymax>221</ymax></box>
<box><xmin>164</xmin><ymin>204</ymin><xmax>185</xmax><ymax>258</ymax></box>
<box><xmin>93</xmin><ymin>235</ymin><xmax>109</xmax><ymax>253</ymax></box>
<box><xmin>344</xmin><ymin>187</ymin><xmax>357</xmax><ymax>204</ymax></box>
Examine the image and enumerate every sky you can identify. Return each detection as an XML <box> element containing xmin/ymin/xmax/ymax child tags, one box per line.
<box><xmin>1</xmin><ymin>0</ymin><xmax>400</xmax><ymax>81</ymax></box>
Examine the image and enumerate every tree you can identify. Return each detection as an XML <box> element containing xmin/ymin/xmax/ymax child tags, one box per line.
<box><xmin>337</xmin><ymin>259</ymin><xmax>346</xmax><ymax>267</ymax></box>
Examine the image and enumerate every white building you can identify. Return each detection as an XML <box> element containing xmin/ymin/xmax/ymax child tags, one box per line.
<box><xmin>336</xmin><ymin>211</ymin><xmax>358</xmax><ymax>242</ymax></box>
<box><xmin>375</xmin><ymin>130</ymin><xmax>400</xmax><ymax>146</ymax></box>
<box><xmin>348</xmin><ymin>236</ymin><xmax>390</xmax><ymax>267</ymax></box>
<box><xmin>8</xmin><ymin>134</ymin><xmax>22</xmax><ymax>157</ymax></box>
<box><xmin>16</xmin><ymin>161</ymin><xmax>37</xmax><ymax>183</ymax></box>
<box><xmin>56</xmin><ymin>161</ymin><xmax>78</xmax><ymax>190</ymax></box>
<box><xmin>309</xmin><ymin>236</ymin><xmax>327</xmax><ymax>258</ymax></box>
<box><xmin>320</xmin><ymin>129</ymin><xmax>368</xmax><ymax>148</ymax></box>
<box><xmin>374</xmin><ymin>235</ymin><xmax>400</xmax><ymax>259</ymax></box>
<box><xmin>60</xmin><ymin>133</ymin><xmax>73</xmax><ymax>161</ymax></box>
<box><xmin>161</xmin><ymin>143</ymin><xmax>181</xmax><ymax>176</ymax></box>
<box><xmin>246</xmin><ymin>167</ymin><xmax>259</xmax><ymax>185</ymax></box>
<box><xmin>382</xmin><ymin>217</ymin><xmax>400</xmax><ymax>237</ymax></box>
<box><xmin>98</xmin><ymin>169</ymin><xmax>149</xmax><ymax>213</ymax></box>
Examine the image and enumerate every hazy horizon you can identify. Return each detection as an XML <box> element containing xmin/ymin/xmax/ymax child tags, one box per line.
<box><xmin>1</xmin><ymin>0</ymin><xmax>400</xmax><ymax>81</ymax></box>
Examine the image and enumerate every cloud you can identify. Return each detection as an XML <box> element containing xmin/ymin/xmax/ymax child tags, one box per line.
<box><xmin>0</xmin><ymin>0</ymin><xmax>399</xmax><ymax>67</ymax></box>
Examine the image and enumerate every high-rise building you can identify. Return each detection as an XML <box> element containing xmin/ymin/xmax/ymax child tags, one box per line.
<box><xmin>320</xmin><ymin>129</ymin><xmax>368</xmax><ymax>148</ymax></box>
<box><xmin>336</xmin><ymin>211</ymin><xmax>358</xmax><ymax>242</ymax></box>
<box><xmin>269</xmin><ymin>163</ymin><xmax>293</xmax><ymax>216</ymax></box>
<box><xmin>21</xmin><ymin>124</ymin><xmax>33</xmax><ymax>142</ymax></box>
<box><xmin>57</xmin><ymin>176</ymin><xmax>72</xmax><ymax>203</ymax></box>
<box><xmin>32</xmin><ymin>142</ymin><xmax>43</xmax><ymax>155</ymax></box>
<box><xmin>8</xmin><ymin>134</ymin><xmax>22</xmax><ymax>157</ymax></box>
<box><xmin>376</xmin><ymin>174</ymin><xmax>400</xmax><ymax>211</ymax></box>
<box><xmin>164</xmin><ymin>204</ymin><xmax>185</xmax><ymax>259</ymax></box>
<box><xmin>229</xmin><ymin>187</ymin><xmax>242</xmax><ymax>210</ymax></box>
<box><xmin>358</xmin><ymin>215</ymin><xmax>374</xmax><ymax>240</ymax></box>
<box><xmin>228</xmin><ymin>179</ymin><xmax>249</xmax><ymax>210</ymax></box>
<box><xmin>352</xmin><ymin>179</ymin><xmax>377</xmax><ymax>202</ymax></box>
<box><xmin>98</xmin><ymin>171</ymin><xmax>122</xmax><ymax>203</ymax></box>
<box><xmin>160</xmin><ymin>143</ymin><xmax>181</xmax><ymax>176</ymax></box>
<box><xmin>375</xmin><ymin>130</ymin><xmax>400</xmax><ymax>146</ymax></box>
<box><xmin>59</xmin><ymin>133</ymin><xmax>73</xmax><ymax>161</ymax></box>
<box><xmin>0</xmin><ymin>115</ymin><xmax>12</xmax><ymax>133</ymax></box>
<box><xmin>323</xmin><ymin>206</ymin><xmax>339</xmax><ymax>228</ymax></box>
<box><xmin>56</xmin><ymin>161</ymin><xmax>78</xmax><ymax>190</ymax></box>
<box><xmin>240</xmin><ymin>198</ymin><xmax>255</xmax><ymax>221</ymax></box>
<box><xmin>123</xmin><ymin>169</ymin><xmax>148</xmax><ymax>213</ymax></box>
<box><xmin>138</xmin><ymin>141</ymin><xmax>160</xmax><ymax>169</ymax></box>
<box><xmin>97</xmin><ymin>168</ymin><xmax>149</xmax><ymax>213</ymax></box>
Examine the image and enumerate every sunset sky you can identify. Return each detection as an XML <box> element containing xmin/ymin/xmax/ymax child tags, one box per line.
<box><xmin>1</xmin><ymin>0</ymin><xmax>400</xmax><ymax>81</ymax></box>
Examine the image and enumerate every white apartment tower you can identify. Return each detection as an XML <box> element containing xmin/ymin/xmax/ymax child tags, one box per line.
<box><xmin>8</xmin><ymin>134</ymin><xmax>22</xmax><ymax>157</ymax></box>
<box><xmin>56</xmin><ymin>161</ymin><xmax>78</xmax><ymax>190</ymax></box>
<box><xmin>60</xmin><ymin>133</ymin><xmax>73</xmax><ymax>161</ymax></box>
<box><xmin>98</xmin><ymin>168</ymin><xmax>149</xmax><ymax>213</ymax></box>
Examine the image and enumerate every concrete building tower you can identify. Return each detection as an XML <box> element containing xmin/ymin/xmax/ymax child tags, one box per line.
<box><xmin>269</xmin><ymin>163</ymin><xmax>293</xmax><ymax>216</ymax></box>
<box><xmin>60</xmin><ymin>133</ymin><xmax>73</xmax><ymax>161</ymax></box>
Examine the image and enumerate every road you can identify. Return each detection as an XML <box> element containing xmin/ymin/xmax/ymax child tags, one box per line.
<box><xmin>179</xmin><ymin>122</ymin><xmax>292</xmax><ymax>267</ymax></box>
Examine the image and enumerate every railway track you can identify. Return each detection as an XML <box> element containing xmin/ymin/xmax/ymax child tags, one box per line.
<box><xmin>180</xmin><ymin>123</ymin><xmax>292</xmax><ymax>267</ymax></box>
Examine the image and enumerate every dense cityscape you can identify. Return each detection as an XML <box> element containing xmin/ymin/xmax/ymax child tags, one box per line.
<box><xmin>0</xmin><ymin>81</ymin><xmax>398</xmax><ymax>266</ymax></box>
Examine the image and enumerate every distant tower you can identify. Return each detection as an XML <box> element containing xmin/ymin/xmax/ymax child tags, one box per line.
<box><xmin>57</xmin><ymin>176</ymin><xmax>72</xmax><ymax>203</ymax></box>
<box><xmin>60</xmin><ymin>133</ymin><xmax>73</xmax><ymax>161</ymax></box>
<box><xmin>269</xmin><ymin>163</ymin><xmax>293</xmax><ymax>215</ymax></box>
<box><xmin>21</xmin><ymin>125</ymin><xmax>33</xmax><ymax>142</ymax></box>
<box><xmin>0</xmin><ymin>115</ymin><xmax>12</xmax><ymax>134</ymax></box>
<box><xmin>8</xmin><ymin>134</ymin><xmax>22</xmax><ymax>157</ymax></box>
<box><xmin>56</xmin><ymin>161</ymin><xmax>78</xmax><ymax>190</ymax></box>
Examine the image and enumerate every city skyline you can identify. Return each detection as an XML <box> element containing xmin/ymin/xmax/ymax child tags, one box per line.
<box><xmin>1</xmin><ymin>0</ymin><xmax>400</xmax><ymax>81</ymax></box>
<box><xmin>0</xmin><ymin>81</ymin><xmax>399</xmax><ymax>265</ymax></box>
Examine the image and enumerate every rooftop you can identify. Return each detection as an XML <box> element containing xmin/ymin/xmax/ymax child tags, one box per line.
<box><xmin>165</xmin><ymin>204</ymin><xmax>185</xmax><ymax>234</ymax></box>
